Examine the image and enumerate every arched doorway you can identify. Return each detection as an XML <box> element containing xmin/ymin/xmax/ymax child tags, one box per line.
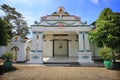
<box><xmin>11</xmin><ymin>46</ymin><xmax>19</xmax><ymax>62</ymax></box>
<box><xmin>26</xmin><ymin>47</ymin><xmax>30</xmax><ymax>61</ymax></box>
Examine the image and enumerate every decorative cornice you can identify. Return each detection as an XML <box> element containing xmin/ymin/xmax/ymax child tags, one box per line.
<box><xmin>79</xmin><ymin>50</ymin><xmax>84</xmax><ymax>52</ymax></box>
<box><xmin>38</xmin><ymin>32</ymin><xmax>43</xmax><ymax>34</ymax></box>
<box><xmin>37</xmin><ymin>50</ymin><xmax>42</xmax><ymax>52</ymax></box>
<box><xmin>31</xmin><ymin>50</ymin><xmax>36</xmax><ymax>52</ymax></box>
<box><xmin>79</xmin><ymin>32</ymin><xmax>83</xmax><ymax>34</ymax></box>
<box><xmin>84</xmin><ymin>32</ymin><xmax>88</xmax><ymax>34</ymax></box>
<box><xmin>33</xmin><ymin>32</ymin><xmax>37</xmax><ymax>34</ymax></box>
<box><xmin>86</xmin><ymin>50</ymin><xmax>91</xmax><ymax>52</ymax></box>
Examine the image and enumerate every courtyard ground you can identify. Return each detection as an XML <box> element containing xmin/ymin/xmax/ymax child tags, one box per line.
<box><xmin>0</xmin><ymin>63</ymin><xmax>120</xmax><ymax>80</ymax></box>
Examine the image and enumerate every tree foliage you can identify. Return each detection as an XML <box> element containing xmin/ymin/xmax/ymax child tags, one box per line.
<box><xmin>88</xmin><ymin>8</ymin><xmax>120</xmax><ymax>51</ymax></box>
<box><xmin>0</xmin><ymin>17</ymin><xmax>9</xmax><ymax>46</ymax></box>
<box><xmin>0</xmin><ymin>4</ymin><xmax>29</xmax><ymax>38</ymax></box>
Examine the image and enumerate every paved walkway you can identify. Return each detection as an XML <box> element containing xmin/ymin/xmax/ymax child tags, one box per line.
<box><xmin>0</xmin><ymin>64</ymin><xmax>120</xmax><ymax>80</ymax></box>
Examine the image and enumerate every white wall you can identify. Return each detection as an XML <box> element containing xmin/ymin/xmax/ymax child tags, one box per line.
<box><xmin>69</xmin><ymin>35</ymin><xmax>78</xmax><ymax>57</ymax></box>
<box><xmin>6</xmin><ymin>42</ymin><xmax>25</xmax><ymax>61</ymax></box>
<box><xmin>0</xmin><ymin>46</ymin><xmax>6</xmax><ymax>57</ymax></box>
<box><xmin>43</xmin><ymin>40</ymin><xmax>53</xmax><ymax>57</ymax></box>
<box><xmin>6</xmin><ymin>41</ymin><xmax>31</xmax><ymax>62</ymax></box>
<box><xmin>43</xmin><ymin>35</ymin><xmax>53</xmax><ymax>57</ymax></box>
<box><xmin>69</xmin><ymin>40</ymin><xmax>78</xmax><ymax>57</ymax></box>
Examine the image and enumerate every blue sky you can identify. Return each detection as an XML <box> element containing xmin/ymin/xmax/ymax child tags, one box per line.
<box><xmin>0</xmin><ymin>0</ymin><xmax>120</xmax><ymax>37</ymax></box>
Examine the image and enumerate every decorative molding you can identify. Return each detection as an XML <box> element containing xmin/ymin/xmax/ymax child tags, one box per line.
<box><xmin>79</xmin><ymin>32</ymin><xmax>83</xmax><ymax>34</ymax></box>
<box><xmin>46</xmin><ymin>20</ymin><xmax>58</xmax><ymax>25</ymax></box>
<box><xmin>31</xmin><ymin>50</ymin><xmax>36</xmax><ymax>52</ymax></box>
<box><xmin>32</xmin><ymin>56</ymin><xmax>40</xmax><ymax>60</ymax></box>
<box><xmin>38</xmin><ymin>32</ymin><xmax>43</xmax><ymax>34</ymax></box>
<box><xmin>82</xmin><ymin>55</ymin><xmax>89</xmax><ymax>59</ymax></box>
<box><xmin>84</xmin><ymin>32</ymin><xmax>88</xmax><ymax>34</ymax></box>
<box><xmin>11</xmin><ymin>46</ymin><xmax>19</xmax><ymax>51</ymax></box>
<box><xmin>79</xmin><ymin>50</ymin><xmax>84</xmax><ymax>52</ymax></box>
<box><xmin>86</xmin><ymin>50</ymin><xmax>91</xmax><ymax>52</ymax></box>
<box><xmin>37</xmin><ymin>50</ymin><xmax>42</xmax><ymax>52</ymax></box>
<box><xmin>33</xmin><ymin>32</ymin><xmax>37</xmax><ymax>34</ymax></box>
<box><xmin>62</xmin><ymin>21</ymin><xmax>76</xmax><ymax>26</ymax></box>
<box><xmin>45</xmin><ymin>19</ymin><xmax>77</xmax><ymax>26</ymax></box>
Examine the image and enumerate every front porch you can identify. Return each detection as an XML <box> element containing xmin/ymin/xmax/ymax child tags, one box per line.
<box><xmin>43</xmin><ymin>57</ymin><xmax>77</xmax><ymax>63</ymax></box>
<box><xmin>28</xmin><ymin>30</ymin><xmax>94</xmax><ymax>64</ymax></box>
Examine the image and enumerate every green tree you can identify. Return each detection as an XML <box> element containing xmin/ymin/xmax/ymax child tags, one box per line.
<box><xmin>0</xmin><ymin>4</ymin><xmax>29</xmax><ymax>38</ymax></box>
<box><xmin>88</xmin><ymin>8</ymin><xmax>120</xmax><ymax>53</ymax></box>
<box><xmin>0</xmin><ymin>17</ymin><xmax>9</xmax><ymax>46</ymax></box>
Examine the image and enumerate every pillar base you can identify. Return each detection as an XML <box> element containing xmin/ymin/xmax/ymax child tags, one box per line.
<box><xmin>27</xmin><ymin>52</ymin><xmax>43</xmax><ymax>64</ymax></box>
<box><xmin>77</xmin><ymin>52</ymin><xmax>94</xmax><ymax>64</ymax></box>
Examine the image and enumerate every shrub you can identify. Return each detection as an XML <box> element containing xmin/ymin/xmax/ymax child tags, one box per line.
<box><xmin>98</xmin><ymin>47</ymin><xmax>113</xmax><ymax>60</ymax></box>
<box><xmin>2</xmin><ymin>52</ymin><xmax>14</xmax><ymax>62</ymax></box>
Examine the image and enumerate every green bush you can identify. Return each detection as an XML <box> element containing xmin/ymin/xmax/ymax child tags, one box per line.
<box><xmin>2</xmin><ymin>52</ymin><xmax>14</xmax><ymax>62</ymax></box>
<box><xmin>98</xmin><ymin>47</ymin><xmax>113</xmax><ymax>60</ymax></box>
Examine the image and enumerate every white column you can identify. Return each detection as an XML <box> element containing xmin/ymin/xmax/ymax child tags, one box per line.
<box><xmin>77</xmin><ymin>32</ymin><xmax>94</xmax><ymax>64</ymax></box>
<box><xmin>78</xmin><ymin>32</ymin><xmax>84</xmax><ymax>52</ymax></box>
<box><xmin>31</xmin><ymin>32</ymin><xmax>37</xmax><ymax>52</ymax></box>
<box><xmin>28</xmin><ymin>31</ymin><xmax>43</xmax><ymax>64</ymax></box>
<box><xmin>37</xmin><ymin>32</ymin><xmax>43</xmax><ymax>52</ymax></box>
<box><xmin>84</xmin><ymin>32</ymin><xmax>90</xmax><ymax>52</ymax></box>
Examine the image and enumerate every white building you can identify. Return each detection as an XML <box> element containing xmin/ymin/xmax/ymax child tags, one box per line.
<box><xmin>0</xmin><ymin>7</ymin><xmax>100</xmax><ymax>64</ymax></box>
<box><xmin>0</xmin><ymin>36</ymin><xmax>31</xmax><ymax>62</ymax></box>
<box><xmin>28</xmin><ymin>7</ymin><xmax>95</xmax><ymax>64</ymax></box>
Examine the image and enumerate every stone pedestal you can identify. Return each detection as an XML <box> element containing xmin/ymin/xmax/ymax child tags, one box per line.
<box><xmin>77</xmin><ymin>52</ymin><xmax>94</xmax><ymax>64</ymax></box>
<box><xmin>27</xmin><ymin>52</ymin><xmax>43</xmax><ymax>63</ymax></box>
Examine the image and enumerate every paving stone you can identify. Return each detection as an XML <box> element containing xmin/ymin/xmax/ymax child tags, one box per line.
<box><xmin>0</xmin><ymin>65</ymin><xmax>120</xmax><ymax>80</ymax></box>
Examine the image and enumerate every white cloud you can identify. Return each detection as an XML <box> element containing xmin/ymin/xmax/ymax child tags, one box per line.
<box><xmin>91</xmin><ymin>0</ymin><xmax>99</xmax><ymax>4</ymax></box>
